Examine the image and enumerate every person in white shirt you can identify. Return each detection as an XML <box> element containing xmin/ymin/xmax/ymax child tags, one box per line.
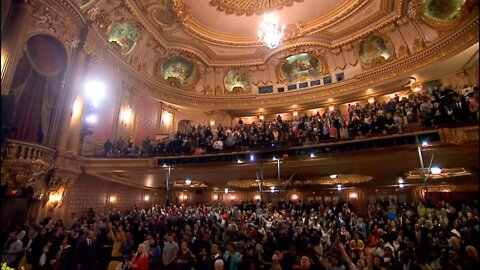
<box><xmin>1</xmin><ymin>232</ymin><xmax>24</xmax><ymax>267</ymax></box>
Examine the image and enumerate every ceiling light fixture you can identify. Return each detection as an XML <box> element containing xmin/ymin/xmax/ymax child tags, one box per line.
<box><xmin>258</xmin><ymin>13</ymin><xmax>285</xmax><ymax>49</ymax></box>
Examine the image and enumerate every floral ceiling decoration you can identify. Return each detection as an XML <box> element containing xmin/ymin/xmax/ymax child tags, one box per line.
<box><xmin>227</xmin><ymin>179</ymin><xmax>287</xmax><ymax>189</ymax></box>
<box><xmin>357</xmin><ymin>35</ymin><xmax>395</xmax><ymax>69</ymax></box>
<box><xmin>277</xmin><ymin>52</ymin><xmax>327</xmax><ymax>83</ymax></box>
<box><xmin>172</xmin><ymin>180</ymin><xmax>208</xmax><ymax>189</ymax></box>
<box><xmin>292</xmin><ymin>174</ymin><xmax>373</xmax><ymax>186</ymax></box>
<box><xmin>158</xmin><ymin>55</ymin><xmax>198</xmax><ymax>88</ymax></box>
<box><xmin>224</xmin><ymin>68</ymin><xmax>251</xmax><ymax>94</ymax></box>
<box><xmin>208</xmin><ymin>0</ymin><xmax>305</xmax><ymax>16</ymax></box>
<box><xmin>107</xmin><ymin>22</ymin><xmax>140</xmax><ymax>55</ymax></box>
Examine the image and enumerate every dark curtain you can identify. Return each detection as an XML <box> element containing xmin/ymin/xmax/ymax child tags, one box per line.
<box><xmin>9</xmin><ymin>34</ymin><xmax>67</xmax><ymax>144</ymax></box>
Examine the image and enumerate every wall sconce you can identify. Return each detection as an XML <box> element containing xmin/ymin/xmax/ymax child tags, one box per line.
<box><xmin>254</xmin><ymin>194</ymin><xmax>261</xmax><ymax>201</ymax></box>
<box><xmin>367</xmin><ymin>97</ymin><xmax>375</xmax><ymax>104</ymax></box>
<box><xmin>162</xmin><ymin>111</ymin><xmax>172</xmax><ymax>126</ymax></box>
<box><xmin>109</xmin><ymin>195</ymin><xmax>117</xmax><ymax>203</ymax></box>
<box><xmin>120</xmin><ymin>107</ymin><xmax>133</xmax><ymax>123</ymax></box>
<box><xmin>47</xmin><ymin>191</ymin><xmax>63</xmax><ymax>210</ymax></box>
<box><xmin>71</xmin><ymin>97</ymin><xmax>83</xmax><ymax>121</ymax></box>
<box><xmin>259</xmin><ymin>115</ymin><xmax>264</xmax><ymax>120</ymax></box>
<box><xmin>180</xmin><ymin>193</ymin><xmax>188</xmax><ymax>201</ymax></box>
<box><xmin>144</xmin><ymin>195</ymin><xmax>150</xmax><ymax>202</ymax></box>
<box><xmin>230</xmin><ymin>195</ymin><xmax>236</xmax><ymax>201</ymax></box>
<box><xmin>348</xmin><ymin>192</ymin><xmax>358</xmax><ymax>199</ymax></box>
<box><xmin>213</xmin><ymin>194</ymin><xmax>219</xmax><ymax>201</ymax></box>
<box><xmin>328</xmin><ymin>105</ymin><xmax>335</xmax><ymax>111</ymax></box>
<box><xmin>292</xmin><ymin>111</ymin><xmax>298</xmax><ymax>117</ymax></box>
<box><xmin>291</xmin><ymin>194</ymin><xmax>299</xmax><ymax>200</ymax></box>
<box><xmin>210</xmin><ymin>120</ymin><xmax>215</xmax><ymax>126</ymax></box>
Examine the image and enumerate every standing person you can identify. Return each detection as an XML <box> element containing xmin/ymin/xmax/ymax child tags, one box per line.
<box><xmin>196</xmin><ymin>247</ymin><xmax>212</xmax><ymax>270</ymax></box>
<box><xmin>176</xmin><ymin>240</ymin><xmax>196</xmax><ymax>270</ymax></box>
<box><xmin>20</xmin><ymin>227</ymin><xmax>44</xmax><ymax>270</ymax></box>
<box><xmin>104</xmin><ymin>138</ymin><xmax>113</xmax><ymax>156</ymax></box>
<box><xmin>51</xmin><ymin>236</ymin><xmax>74</xmax><ymax>270</ymax></box>
<box><xmin>350</xmin><ymin>233</ymin><xmax>365</xmax><ymax>262</ymax></box>
<box><xmin>148</xmin><ymin>239</ymin><xmax>161</xmax><ymax>270</ymax></box>
<box><xmin>1</xmin><ymin>232</ymin><xmax>23</xmax><ymax>268</ymax></box>
<box><xmin>162</xmin><ymin>233</ymin><xmax>178</xmax><ymax>270</ymax></box>
<box><xmin>131</xmin><ymin>244</ymin><xmax>148</xmax><ymax>270</ymax></box>
<box><xmin>76</xmin><ymin>230</ymin><xmax>97</xmax><ymax>270</ymax></box>
<box><xmin>224</xmin><ymin>243</ymin><xmax>241</xmax><ymax>270</ymax></box>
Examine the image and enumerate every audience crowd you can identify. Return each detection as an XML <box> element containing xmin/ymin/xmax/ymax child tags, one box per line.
<box><xmin>103</xmin><ymin>84</ymin><xmax>479</xmax><ymax>157</ymax></box>
<box><xmin>2</xmin><ymin>198</ymin><xmax>479</xmax><ymax>270</ymax></box>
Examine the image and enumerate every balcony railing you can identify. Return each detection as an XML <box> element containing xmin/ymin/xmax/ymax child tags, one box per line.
<box><xmin>3</xmin><ymin>139</ymin><xmax>56</xmax><ymax>165</ymax></box>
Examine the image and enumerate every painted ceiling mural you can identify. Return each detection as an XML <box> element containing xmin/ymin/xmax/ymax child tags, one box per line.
<box><xmin>151</xmin><ymin>0</ymin><xmax>176</xmax><ymax>27</ymax></box>
<box><xmin>423</xmin><ymin>0</ymin><xmax>464</xmax><ymax>21</ymax></box>
<box><xmin>161</xmin><ymin>56</ymin><xmax>197</xmax><ymax>87</ymax></box>
<box><xmin>107</xmin><ymin>22</ymin><xmax>140</xmax><ymax>55</ymax></box>
<box><xmin>224</xmin><ymin>68</ymin><xmax>251</xmax><ymax>93</ymax></box>
<box><xmin>278</xmin><ymin>52</ymin><xmax>325</xmax><ymax>83</ymax></box>
<box><xmin>74</xmin><ymin>0</ymin><xmax>92</xmax><ymax>8</ymax></box>
<box><xmin>358</xmin><ymin>35</ymin><xmax>395</xmax><ymax>68</ymax></box>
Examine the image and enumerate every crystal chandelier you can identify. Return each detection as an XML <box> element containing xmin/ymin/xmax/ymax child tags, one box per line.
<box><xmin>258</xmin><ymin>13</ymin><xmax>285</xmax><ymax>49</ymax></box>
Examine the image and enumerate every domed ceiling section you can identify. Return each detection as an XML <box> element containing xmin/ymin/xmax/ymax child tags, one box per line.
<box><xmin>70</xmin><ymin>0</ymin><xmax>478</xmax><ymax>111</ymax></box>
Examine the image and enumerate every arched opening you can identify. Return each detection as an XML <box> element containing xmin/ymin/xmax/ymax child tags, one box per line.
<box><xmin>9</xmin><ymin>34</ymin><xmax>67</xmax><ymax>144</ymax></box>
<box><xmin>177</xmin><ymin>119</ymin><xmax>200</xmax><ymax>133</ymax></box>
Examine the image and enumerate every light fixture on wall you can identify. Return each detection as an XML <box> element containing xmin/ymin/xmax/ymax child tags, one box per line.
<box><xmin>144</xmin><ymin>195</ymin><xmax>150</xmax><ymax>202</ymax></box>
<box><xmin>230</xmin><ymin>195</ymin><xmax>236</xmax><ymax>201</ymax></box>
<box><xmin>120</xmin><ymin>107</ymin><xmax>133</xmax><ymax>123</ymax></box>
<box><xmin>291</xmin><ymin>194</ymin><xmax>299</xmax><ymax>200</ymax></box>
<box><xmin>328</xmin><ymin>105</ymin><xmax>335</xmax><ymax>111</ymax></box>
<box><xmin>162</xmin><ymin>111</ymin><xmax>173</xmax><ymax>126</ymax></box>
<box><xmin>293</xmin><ymin>111</ymin><xmax>298</xmax><ymax>117</ymax></box>
<box><xmin>71</xmin><ymin>97</ymin><xmax>83</xmax><ymax>121</ymax></box>
<box><xmin>47</xmin><ymin>190</ymin><xmax>63</xmax><ymax>210</ymax></box>
<box><xmin>213</xmin><ymin>194</ymin><xmax>219</xmax><ymax>201</ymax></box>
<box><xmin>349</xmin><ymin>192</ymin><xmax>358</xmax><ymax>199</ymax></box>
<box><xmin>258</xmin><ymin>13</ymin><xmax>285</xmax><ymax>49</ymax></box>
<box><xmin>224</xmin><ymin>188</ymin><xmax>229</xmax><ymax>194</ymax></box>
<box><xmin>184</xmin><ymin>179</ymin><xmax>192</xmax><ymax>185</ymax></box>
<box><xmin>337</xmin><ymin>184</ymin><xmax>342</xmax><ymax>191</ymax></box>
<box><xmin>259</xmin><ymin>115</ymin><xmax>265</xmax><ymax>120</ymax></box>
<box><xmin>109</xmin><ymin>195</ymin><xmax>117</xmax><ymax>203</ymax></box>
<box><xmin>367</xmin><ymin>97</ymin><xmax>375</xmax><ymax>104</ymax></box>
<box><xmin>254</xmin><ymin>194</ymin><xmax>261</xmax><ymax>201</ymax></box>
<box><xmin>210</xmin><ymin>120</ymin><xmax>215</xmax><ymax>126</ymax></box>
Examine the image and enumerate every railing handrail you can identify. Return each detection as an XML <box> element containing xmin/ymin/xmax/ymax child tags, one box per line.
<box><xmin>5</xmin><ymin>139</ymin><xmax>56</xmax><ymax>154</ymax></box>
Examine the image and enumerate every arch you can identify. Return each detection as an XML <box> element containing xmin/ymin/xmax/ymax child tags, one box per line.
<box><xmin>9</xmin><ymin>34</ymin><xmax>68</xmax><ymax>144</ymax></box>
<box><xmin>177</xmin><ymin>119</ymin><xmax>200</xmax><ymax>133</ymax></box>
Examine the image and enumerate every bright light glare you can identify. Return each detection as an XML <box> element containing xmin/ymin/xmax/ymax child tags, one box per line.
<box><xmin>250</xmin><ymin>155</ymin><xmax>255</xmax><ymax>161</ymax></box>
<box><xmin>84</xmin><ymin>81</ymin><xmax>105</xmax><ymax>103</ymax></box>
<box><xmin>337</xmin><ymin>184</ymin><xmax>342</xmax><ymax>191</ymax></box>
<box><xmin>422</xmin><ymin>141</ymin><xmax>428</xmax><ymax>147</ymax></box>
<box><xmin>144</xmin><ymin>195</ymin><xmax>150</xmax><ymax>201</ymax></box>
<box><xmin>184</xmin><ymin>179</ymin><xmax>192</xmax><ymax>185</ymax></box>
<box><xmin>85</xmin><ymin>114</ymin><xmax>97</xmax><ymax>124</ymax></box>
<box><xmin>330</xmin><ymin>174</ymin><xmax>338</xmax><ymax>179</ymax></box>
<box><xmin>430</xmin><ymin>167</ymin><xmax>442</xmax><ymax>175</ymax></box>
<box><xmin>399</xmin><ymin>183</ymin><xmax>405</xmax><ymax>188</ymax></box>
<box><xmin>224</xmin><ymin>188</ymin><xmax>229</xmax><ymax>194</ymax></box>
<box><xmin>310</xmin><ymin>153</ymin><xmax>316</xmax><ymax>158</ymax></box>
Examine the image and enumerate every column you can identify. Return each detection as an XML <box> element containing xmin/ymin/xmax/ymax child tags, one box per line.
<box><xmin>1</xmin><ymin>0</ymin><xmax>12</xmax><ymax>31</ymax></box>
<box><xmin>54</xmin><ymin>26</ymin><xmax>89</xmax><ymax>151</ymax></box>
<box><xmin>1</xmin><ymin>0</ymin><xmax>33</xmax><ymax>95</ymax></box>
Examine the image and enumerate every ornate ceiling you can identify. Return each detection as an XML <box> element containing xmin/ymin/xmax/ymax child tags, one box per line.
<box><xmin>30</xmin><ymin>0</ymin><xmax>479</xmax><ymax>112</ymax></box>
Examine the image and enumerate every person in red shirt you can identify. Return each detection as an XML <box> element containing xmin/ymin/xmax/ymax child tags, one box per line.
<box><xmin>131</xmin><ymin>244</ymin><xmax>149</xmax><ymax>270</ymax></box>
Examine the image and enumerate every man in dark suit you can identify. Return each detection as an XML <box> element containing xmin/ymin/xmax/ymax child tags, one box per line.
<box><xmin>452</xmin><ymin>96</ymin><xmax>469</xmax><ymax>121</ymax></box>
<box><xmin>22</xmin><ymin>227</ymin><xmax>45</xmax><ymax>270</ymax></box>
<box><xmin>76</xmin><ymin>230</ymin><xmax>98</xmax><ymax>270</ymax></box>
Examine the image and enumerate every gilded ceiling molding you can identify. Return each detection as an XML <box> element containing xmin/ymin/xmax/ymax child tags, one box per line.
<box><xmin>417</xmin><ymin>0</ymin><xmax>477</xmax><ymax>32</ymax></box>
<box><xmin>209</xmin><ymin>0</ymin><xmax>304</xmax><ymax>16</ymax></box>
<box><xmin>178</xmin><ymin>0</ymin><xmax>366</xmax><ymax>48</ymax></box>
<box><xmin>355</xmin><ymin>34</ymin><xmax>396</xmax><ymax>69</ymax></box>
<box><xmin>63</xmin><ymin>2</ymin><xmax>478</xmax><ymax>110</ymax></box>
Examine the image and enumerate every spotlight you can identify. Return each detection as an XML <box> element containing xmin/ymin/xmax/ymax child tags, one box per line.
<box><xmin>250</xmin><ymin>154</ymin><xmax>255</xmax><ymax>162</ymax></box>
<box><xmin>84</xmin><ymin>81</ymin><xmax>105</xmax><ymax>103</ymax></box>
<box><xmin>184</xmin><ymin>179</ymin><xmax>192</xmax><ymax>185</ymax></box>
<box><xmin>237</xmin><ymin>160</ymin><xmax>244</xmax><ymax>164</ymax></box>
<box><xmin>272</xmin><ymin>157</ymin><xmax>278</xmax><ymax>161</ymax></box>
<box><xmin>162</xmin><ymin>164</ymin><xmax>168</xmax><ymax>167</ymax></box>
<box><xmin>271</xmin><ymin>186</ymin><xmax>275</xmax><ymax>193</ymax></box>
<box><xmin>329</xmin><ymin>174</ymin><xmax>337</xmax><ymax>179</ymax></box>
<box><xmin>430</xmin><ymin>167</ymin><xmax>442</xmax><ymax>175</ymax></box>
<box><xmin>85</xmin><ymin>114</ymin><xmax>97</xmax><ymax>124</ymax></box>
<box><xmin>310</xmin><ymin>153</ymin><xmax>316</xmax><ymax>158</ymax></box>
<box><xmin>422</xmin><ymin>141</ymin><xmax>429</xmax><ymax>147</ymax></box>
<box><xmin>399</xmin><ymin>183</ymin><xmax>405</xmax><ymax>189</ymax></box>
<box><xmin>224</xmin><ymin>188</ymin><xmax>229</xmax><ymax>194</ymax></box>
<box><xmin>271</xmin><ymin>143</ymin><xmax>275</xmax><ymax>147</ymax></box>
<box><xmin>398</xmin><ymin>178</ymin><xmax>404</xmax><ymax>184</ymax></box>
<box><xmin>144</xmin><ymin>195</ymin><xmax>150</xmax><ymax>201</ymax></box>
<box><xmin>337</xmin><ymin>184</ymin><xmax>342</xmax><ymax>191</ymax></box>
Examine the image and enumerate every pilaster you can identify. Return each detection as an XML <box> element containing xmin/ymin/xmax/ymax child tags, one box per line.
<box><xmin>0</xmin><ymin>0</ymin><xmax>33</xmax><ymax>95</ymax></box>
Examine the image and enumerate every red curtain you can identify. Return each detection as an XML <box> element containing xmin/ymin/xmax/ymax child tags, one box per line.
<box><xmin>10</xmin><ymin>35</ymin><xmax>67</xmax><ymax>144</ymax></box>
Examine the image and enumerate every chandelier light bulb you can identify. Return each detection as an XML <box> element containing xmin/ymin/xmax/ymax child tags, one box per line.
<box><xmin>258</xmin><ymin>13</ymin><xmax>285</xmax><ymax>49</ymax></box>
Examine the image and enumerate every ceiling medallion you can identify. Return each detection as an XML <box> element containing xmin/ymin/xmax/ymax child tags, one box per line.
<box><xmin>209</xmin><ymin>0</ymin><xmax>304</xmax><ymax>16</ymax></box>
<box><xmin>258</xmin><ymin>13</ymin><xmax>285</xmax><ymax>49</ymax></box>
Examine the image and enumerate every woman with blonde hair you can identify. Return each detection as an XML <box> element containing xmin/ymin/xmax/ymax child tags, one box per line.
<box><xmin>131</xmin><ymin>244</ymin><xmax>148</xmax><ymax>270</ymax></box>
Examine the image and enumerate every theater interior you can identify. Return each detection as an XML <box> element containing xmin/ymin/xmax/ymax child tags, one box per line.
<box><xmin>0</xmin><ymin>0</ymin><xmax>479</xmax><ymax>269</ymax></box>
